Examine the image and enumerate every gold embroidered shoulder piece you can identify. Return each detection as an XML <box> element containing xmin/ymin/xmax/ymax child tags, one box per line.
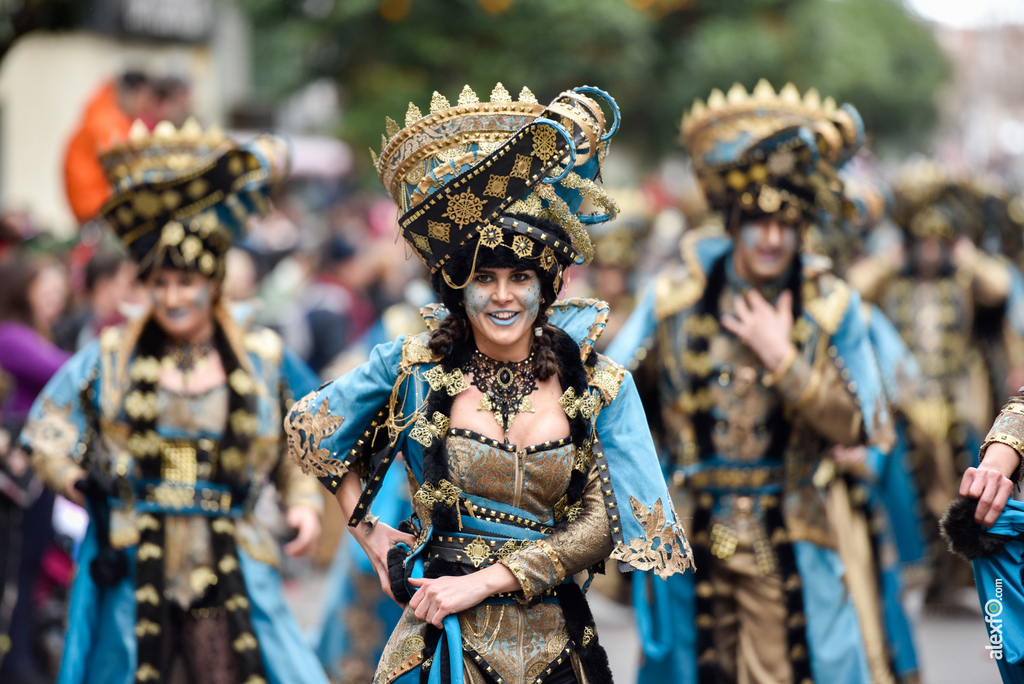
<box><xmin>244</xmin><ymin>328</ymin><xmax>283</xmax><ymax>364</ymax></box>
<box><xmin>654</xmin><ymin>266</ymin><xmax>703</xmax><ymax>322</ymax></box>
<box><xmin>609</xmin><ymin>495</ymin><xmax>694</xmax><ymax>580</ymax></box>
<box><xmin>587</xmin><ymin>354</ymin><xmax>626</xmax><ymax>407</ymax></box>
<box><xmin>400</xmin><ymin>332</ymin><xmax>441</xmax><ymax>371</ymax></box>
<box><xmin>803</xmin><ymin>271</ymin><xmax>851</xmax><ymax>336</ymax></box>
<box><xmin>284</xmin><ymin>392</ymin><xmax>348</xmax><ymax>479</ymax></box>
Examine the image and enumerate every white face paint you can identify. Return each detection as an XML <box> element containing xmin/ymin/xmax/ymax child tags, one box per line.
<box><xmin>146</xmin><ymin>267</ymin><xmax>217</xmax><ymax>342</ymax></box>
<box><xmin>734</xmin><ymin>217</ymin><xmax>799</xmax><ymax>286</ymax></box>
<box><xmin>464</xmin><ymin>268</ymin><xmax>542</xmax><ymax>360</ymax></box>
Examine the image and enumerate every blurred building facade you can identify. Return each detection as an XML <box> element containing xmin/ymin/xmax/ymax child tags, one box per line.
<box><xmin>0</xmin><ymin>0</ymin><xmax>251</xmax><ymax>234</ymax></box>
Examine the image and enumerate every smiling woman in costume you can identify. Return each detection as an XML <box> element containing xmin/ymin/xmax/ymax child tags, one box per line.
<box><xmin>19</xmin><ymin>121</ymin><xmax>328</xmax><ymax>684</ymax></box>
<box><xmin>286</xmin><ymin>84</ymin><xmax>692</xmax><ymax>684</ymax></box>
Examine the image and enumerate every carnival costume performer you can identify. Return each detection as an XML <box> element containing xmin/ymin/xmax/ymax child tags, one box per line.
<box><xmin>286</xmin><ymin>83</ymin><xmax>692</xmax><ymax>684</ymax></box>
<box><xmin>606</xmin><ymin>80</ymin><xmax>893</xmax><ymax>684</ymax></box>
<box><xmin>847</xmin><ymin>164</ymin><xmax>1024</xmax><ymax>607</ymax></box>
<box><xmin>20</xmin><ymin>120</ymin><xmax>329</xmax><ymax>684</ymax></box>
<box><xmin>943</xmin><ymin>387</ymin><xmax>1024</xmax><ymax>683</ymax></box>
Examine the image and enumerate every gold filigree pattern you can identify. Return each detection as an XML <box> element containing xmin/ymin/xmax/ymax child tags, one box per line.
<box><xmin>463</xmin><ymin>536</ymin><xmax>490</xmax><ymax>568</ymax></box>
<box><xmin>511</xmin><ymin>153</ymin><xmax>532</xmax><ymax>180</ymax></box>
<box><xmin>233</xmin><ymin>632</ymin><xmax>258</xmax><ymax>652</ymax></box>
<box><xmin>483</xmin><ymin>174</ymin><xmax>510</xmax><ymax>198</ymax></box>
<box><xmin>582</xmin><ymin>626</ymin><xmax>595</xmax><ymax>647</ymax></box>
<box><xmin>558</xmin><ymin>387</ymin><xmax>597</xmax><ymax>419</ymax></box>
<box><xmin>511</xmin><ymin>235</ymin><xmax>534</xmax><ymax>258</ymax></box>
<box><xmin>478</xmin><ymin>222</ymin><xmax>503</xmax><ymax>249</ymax></box>
<box><xmin>125</xmin><ymin>390</ymin><xmax>159</xmax><ymax>421</ymax></box>
<box><xmin>413</xmin><ymin>479</ymin><xmax>462</xmax><ymax>510</ymax></box>
<box><xmin>427</xmin><ymin>220</ymin><xmax>451</xmax><ymax>243</ymax></box>
<box><xmin>136</xmin><ymin>664</ymin><xmax>160</xmax><ymax>681</ymax></box>
<box><xmin>284</xmin><ymin>393</ymin><xmax>348</xmax><ymax>479</ymax></box>
<box><xmin>531</xmin><ymin>126</ymin><xmax>558</xmax><ymax>159</ymax></box>
<box><xmin>412</xmin><ymin>233</ymin><xmax>432</xmax><ymax>255</ymax></box>
<box><xmin>402</xmin><ymin>334</ymin><xmax>439</xmax><ymax>367</ymax></box>
<box><xmin>610</xmin><ymin>496</ymin><xmax>693</xmax><ymax>579</ymax></box>
<box><xmin>539</xmin><ymin>247</ymin><xmax>556</xmax><ymax>272</ymax></box>
<box><xmin>423</xmin><ymin>367</ymin><xmax>468</xmax><ymax>396</ymax></box>
<box><xmin>588</xmin><ymin>364</ymin><xmax>624</xmax><ymax>403</ymax></box>
<box><xmin>443</xmin><ymin>189</ymin><xmax>486</xmax><ymax>227</ymax></box>
<box><xmin>22</xmin><ymin>398</ymin><xmax>80</xmax><ymax>463</ymax></box>
<box><xmin>410</xmin><ymin>411</ymin><xmax>450</xmax><ymax>447</ymax></box>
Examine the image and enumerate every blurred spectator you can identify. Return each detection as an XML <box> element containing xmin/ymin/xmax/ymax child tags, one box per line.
<box><xmin>63</xmin><ymin>71</ymin><xmax>155</xmax><ymax>224</ymax></box>
<box><xmin>52</xmin><ymin>248</ymin><xmax>137</xmax><ymax>352</ymax></box>
<box><xmin>151</xmin><ymin>75</ymin><xmax>192</xmax><ymax>127</ymax></box>
<box><xmin>0</xmin><ymin>252</ymin><xmax>71</xmax><ymax>683</ymax></box>
<box><xmin>282</xmin><ymin>237</ymin><xmax>376</xmax><ymax>376</ymax></box>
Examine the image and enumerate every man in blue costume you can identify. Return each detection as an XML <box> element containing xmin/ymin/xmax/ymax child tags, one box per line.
<box><xmin>607</xmin><ymin>80</ymin><xmax>891</xmax><ymax>684</ymax></box>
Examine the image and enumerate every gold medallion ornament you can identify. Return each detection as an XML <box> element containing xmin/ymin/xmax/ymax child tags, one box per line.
<box><xmin>466</xmin><ymin>351</ymin><xmax>537</xmax><ymax>432</ymax></box>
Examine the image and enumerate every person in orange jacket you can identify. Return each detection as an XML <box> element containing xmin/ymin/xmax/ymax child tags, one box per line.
<box><xmin>63</xmin><ymin>71</ymin><xmax>155</xmax><ymax>224</ymax></box>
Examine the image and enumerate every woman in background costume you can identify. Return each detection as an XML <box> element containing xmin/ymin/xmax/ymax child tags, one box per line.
<box><xmin>286</xmin><ymin>83</ymin><xmax>692</xmax><ymax>684</ymax></box>
<box><xmin>20</xmin><ymin>120</ymin><xmax>328</xmax><ymax>684</ymax></box>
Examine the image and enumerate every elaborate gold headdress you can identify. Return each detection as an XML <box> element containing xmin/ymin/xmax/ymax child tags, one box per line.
<box><xmin>375</xmin><ymin>83</ymin><xmax>620</xmax><ymax>286</ymax></box>
<box><xmin>681</xmin><ymin>79</ymin><xmax>863</xmax><ymax>226</ymax></box>
<box><xmin>98</xmin><ymin>119</ymin><xmax>289</xmax><ymax>279</ymax></box>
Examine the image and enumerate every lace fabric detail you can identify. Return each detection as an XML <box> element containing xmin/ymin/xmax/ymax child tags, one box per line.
<box><xmin>466</xmin><ymin>350</ymin><xmax>537</xmax><ymax>432</ymax></box>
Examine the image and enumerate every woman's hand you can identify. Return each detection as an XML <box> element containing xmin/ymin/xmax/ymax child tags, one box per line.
<box><xmin>283</xmin><ymin>505</ymin><xmax>322</xmax><ymax>557</ymax></box>
<box><xmin>961</xmin><ymin>442</ymin><xmax>1020</xmax><ymax>527</ymax></box>
<box><xmin>407</xmin><ymin>564</ymin><xmax>520</xmax><ymax>627</ymax></box>
<box><xmin>351</xmin><ymin>521</ymin><xmax>417</xmax><ymax>604</ymax></box>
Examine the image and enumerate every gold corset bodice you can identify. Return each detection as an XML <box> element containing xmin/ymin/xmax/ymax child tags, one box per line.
<box><xmin>445</xmin><ymin>430</ymin><xmax>574</xmax><ymax>521</ymax></box>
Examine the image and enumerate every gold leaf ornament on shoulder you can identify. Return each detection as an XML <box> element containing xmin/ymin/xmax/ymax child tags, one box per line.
<box><xmin>609</xmin><ymin>496</ymin><xmax>693</xmax><ymax>579</ymax></box>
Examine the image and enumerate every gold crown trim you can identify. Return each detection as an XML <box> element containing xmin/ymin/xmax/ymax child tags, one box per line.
<box><xmin>681</xmin><ymin>79</ymin><xmax>854</xmax><ymax>164</ymax></box>
<box><xmin>377</xmin><ymin>83</ymin><xmax>547</xmax><ymax>201</ymax></box>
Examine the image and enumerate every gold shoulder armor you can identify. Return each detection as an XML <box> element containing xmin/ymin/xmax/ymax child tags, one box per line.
<box><xmin>244</xmin><ymin>328</ymin><xmax>283</xmax><ymax>363</ymax></box>
<box><xmin>401</xmin><ymin>332</ymin><xmax>441</xmax><ymax>370</ymax></box>
<box><xmin>803</xmin><ymin>272</ymin><xmax>851</xmax><ymax>336</ymax></box>
<box><xmin>588</xmin><ymin>354</ymin><xmax>626</xmax><ymax>406</ymax></box>
<box><xmin>654</xmin><ymin>267</ymin><xmax>704</xmax><ymax>321</ymax></box>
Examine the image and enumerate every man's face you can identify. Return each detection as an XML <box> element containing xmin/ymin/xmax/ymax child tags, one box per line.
<box><xmin>733</xmin><ymin>216</ymin><xmax>800</xmax><ymax>286</ymax></box>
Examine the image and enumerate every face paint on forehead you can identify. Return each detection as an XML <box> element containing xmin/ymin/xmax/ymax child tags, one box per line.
<box><xmin>464</xmin><ymin>281</ymin><xmax>489</xmax><ymax>320</ymax></box>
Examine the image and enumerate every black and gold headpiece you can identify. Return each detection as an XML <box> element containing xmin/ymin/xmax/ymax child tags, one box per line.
<box><xmin>890</xmin><ymin>161</ymin><xmax>998</xmax><ymax>244</ymax></box>
<box><xmin>98</xmin><ymin>119</ymin><xmax>290</xmax><ymax>279</ymax></box>
<box><xmin>682</xmin><ymin>79</ymin><xmax>864</xmax><ymax>229</ymax></box>
<box><xmin>375</xmin><ymin>83</ymin><xmax>620</xmax><ymax>288</ymax></box>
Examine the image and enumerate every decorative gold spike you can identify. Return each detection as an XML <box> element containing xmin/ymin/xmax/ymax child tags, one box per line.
<box><xmin>179</xmin><ymin>117</ymin><xmax>203</xmax><ymax>139</ymax></box>
<box><xmin>406</xmin><ymin>102</ymin><xmax>423</xmax><ymax>127</ymax></box>
<box><xmin>726</xmin><ymin>83</ymin><xmax>748</xmax><ymax>104</ymax></box>
<box><xmin>385</xmin><ymin>116</ymin><xmax>400</xmax><ymax>139</ymax></box>
<box><xmin>518</xmin><ymin>87</ymin><xmax>538</xmax><ymax>104</ymax></box>
<box><xmin>689</xmin><ymin>98</ymin><xmax>707</xmax><ymax>119</ymax></box>
<box><xmin>381</xmin><ymin>134</ymin><xmax>388</xmax><ymax>152</ymax></box>
<box><xmin>803</xmin><ymin>88</ymin><xmax>821</xmax><ymax>109</ymax></box>
<box><xmin>706</xmin><ymin>88</ymin><xmax>726</xmax><ymax>109</ymax></box>
<box><xmin>779</xmin><ymin>83</ymin><xmax>801</xmax><ymax>103</ymax></box>
<box><xmin>490</xmin><ymin>82</ymin><xmax>512</xmax><ymax>103</ymax></box>
<box><xmin>430</xmin><ymin>91</ymin><xmax>451</xmax><ymax>113</ymax></box>
<box><xmin>369</xmin><ymin>148</ymin><xmax>379</xmax><ymax>167</ymax></box>
<box><xmin>206</xmin><ymin>123</ymin><xmax>224</xmax><ymax>140</ymax></box>
<box><xmin>752</xmin><ymin>79</ymin><xmax>775</xmax><ymax>100</ymax></box>
<box><xmin>153</xmin><ymin>120</ymin><xmax>177</xmax><ymax>138</ymax></box>
<box><xmin>457</xmin><ymin>85</ymin><xmax>479</xmax><ymax>106</ymax></box>
<box><xmin>129</xmin><ymin>119</ymin><xmax>150</xmax><ymax>142</ymax></box>
<box><xmin>822</xmin><ymin>96</ymin><xmax>837</xmax><ymax>113</ymax></box>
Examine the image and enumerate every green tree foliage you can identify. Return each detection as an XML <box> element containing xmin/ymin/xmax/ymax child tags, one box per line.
<box><xmin>239</xmin><ymin>0</ymin><xmax>948</xmax><ymax>169</ymax></box>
